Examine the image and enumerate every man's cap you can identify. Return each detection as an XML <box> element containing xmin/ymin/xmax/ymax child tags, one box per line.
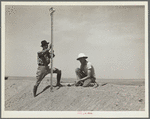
<box><xmin>41</xmin><ymin>40</ymin><xmax>49</xmax><ymax>47</ymax></box>
<box><xmin>77</xmin><ymin>53</ymin><xmax>88</xmax><ymax>60</ymax></box>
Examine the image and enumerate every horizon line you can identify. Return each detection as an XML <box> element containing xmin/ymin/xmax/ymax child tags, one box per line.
<box><xmin>4</xmin><ymin>76</ymin><xmax>145</xmax><ymax>80</ymax></box>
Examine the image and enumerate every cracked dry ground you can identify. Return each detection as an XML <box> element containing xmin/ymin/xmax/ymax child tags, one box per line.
<box><xmin>5</xmin><ymin>78</ymin><xmax>145</xmax><ymax>111</ymax></box>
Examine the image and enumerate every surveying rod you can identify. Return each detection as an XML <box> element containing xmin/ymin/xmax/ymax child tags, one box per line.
<box><xmin>49</xmin><ymin>7</ymin><xmax>55</xmax><ymax>92</ymax></box>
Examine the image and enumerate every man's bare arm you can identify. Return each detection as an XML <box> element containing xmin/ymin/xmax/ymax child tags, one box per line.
<box><xmin>80</xmin><ymin>69</ymin><xmax>91</xmax><ymax>82</ymax></box>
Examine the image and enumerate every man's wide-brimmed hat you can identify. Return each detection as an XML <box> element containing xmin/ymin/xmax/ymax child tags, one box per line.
<box><xmin>41</xmin><ymin>40</ymin><xmax>49</xmax><ymax>47</ymax></box>
<box><xmin>77</xmin><ymin>53</ymin><xmax>88</xmax><ymax>60</ymax></box>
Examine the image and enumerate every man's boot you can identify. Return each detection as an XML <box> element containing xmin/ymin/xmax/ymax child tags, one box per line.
<box><xmin>33</xmin><ymin>85</ymin><xmax>37</xmax><ymax>97</ymax></box>
<box><xmin>54</xmin><ymin>70</ymin><xmax>63</xmax><ymax>87</ymax></box>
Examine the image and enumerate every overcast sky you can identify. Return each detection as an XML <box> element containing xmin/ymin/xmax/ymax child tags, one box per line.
<box><xmin>4</xmin><ymin>4</ymin><xmax>146</xmax><ymax>79</ymax></box>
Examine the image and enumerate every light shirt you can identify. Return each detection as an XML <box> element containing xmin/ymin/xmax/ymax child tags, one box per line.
<box><xmin>80</xmin><ymin>61</ymin><xmax>96</xmax><ymax>79</ymax></box>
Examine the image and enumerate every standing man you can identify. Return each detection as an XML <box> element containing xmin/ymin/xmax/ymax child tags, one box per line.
<box><xmin>33</xmin><ymin>40</ymin><xmax>62</xmax><ymax>97</ymax></box>
<box><xmin>75</xmin><ymin>53</ymin><xmax>98</xmax><ymax>87</ymax></box>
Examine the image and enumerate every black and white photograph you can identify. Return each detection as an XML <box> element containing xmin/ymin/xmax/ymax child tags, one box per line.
<box><xmin>1</xmin><ymin>1</ymin><xmax>148</xmax><ymax>118</ymax></box>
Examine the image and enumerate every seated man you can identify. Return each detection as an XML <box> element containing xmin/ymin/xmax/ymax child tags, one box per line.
<box><xmin>75</xmin><ymin>53</ymin><xmax>98</xmax><ymax>87</ymax></box>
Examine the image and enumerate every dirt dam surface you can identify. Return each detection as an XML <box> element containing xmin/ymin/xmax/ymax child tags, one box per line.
<box><xmin>5</xmin><ymin>77</ymin><xmax>145</xmax><ymax>111</ymax></box>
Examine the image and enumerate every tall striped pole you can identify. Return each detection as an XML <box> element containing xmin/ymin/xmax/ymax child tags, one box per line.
<box><xmin>49</xmin><ymin>7</ymin><xmax>55</xmax><ymax>92</ymax></box>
